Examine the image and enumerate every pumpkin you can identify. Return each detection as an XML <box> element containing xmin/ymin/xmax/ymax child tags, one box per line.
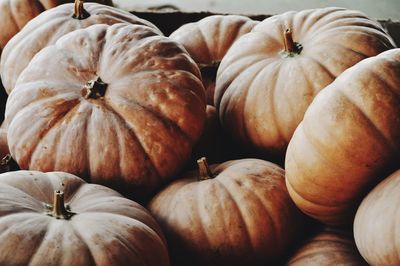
<box><xmin>5</xmin><ymin>23</ymin><xmax>206</xmax><ymax>201</ymax></box>
<box><xmin>286</xmin><ymin>227</ymin><xmax>367</xmax><ymax>265</ymax></box>
<box><xmin>285</xmin><ymin>48</ymin><xmax>400</xmax><ymax>225</ymax></box>
<box><xmin>0</xmin><ymin>124</ymin><xmax>8</xmax><ymax>159</ymax></box>
<box><xmin>215</xmin><ymin>7</ymin><xmax>395</xmax><ymax>159</ymax></box>
<box><xmin>0</xmin><ymin>170</ymin><xmax>169</xmax><ymax>265</ymax></box>
<box><xmin>170</xmin><ymin>15</ymin><xmax>258</xmax><ymax>105</ymax></box>
<box><xmin>0</xmin><ymin>0</ymin><xmax>160</xmax><ymax>94</ymax></box>
<box><xmin>0</xmin><ymin>0</ymin><xmax>112</xmax><ymax>52</ymax></box>
<box><xmin>148</xmin><ymin>157</ymin><xmax>305</xmax><ymax>266</ymax></box>
<box><xmin>354</xmin><ymin>169</ymin><xmax>400</xmax><ymax>265</ymax></box>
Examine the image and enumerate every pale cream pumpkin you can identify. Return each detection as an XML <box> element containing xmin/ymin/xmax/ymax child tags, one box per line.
<box><xmin>170</xmin><ymin>15</ymin><xmax>258</xmax><ymax>105</ymax></box>
<box><xmin>285</xmin><ymin>48</ymin><xmax>400</xmax><ymax>225</ymax></box>
<box><xmin>5</xmin><ymin>23</ymin><xmax>206</xmax><ymax>201</ymax></box>
<box><xmin>149</xmin><ymin>158</ymin><xmax>305</xmax><ymax>266</ymax></box>
<box><xmin>0</xmin><ymin>0</ymin><xmax>159</xmax><ymax>94</ymax></box>
<box><xmin>215</xmin><ymin>7</ymin><xmax>395</xmax><ymax>158</ymax></box>
<box><xmin>354</xmin><ymin>169</ymin><xmax>400</xmax><ymax>266</ymax></box>
<box><xmin>0</xmin><ymin>170</ymin><xmax>169</xmax><ymax>265</ymax></box>
<box><xmin>0</xmin><ymin>0</ymin><xmax>112</xmax><ymax>52</ymax></box>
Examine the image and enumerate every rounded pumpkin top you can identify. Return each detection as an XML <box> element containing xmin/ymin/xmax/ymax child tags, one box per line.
<box><xmin>5</xmin><ymin>23</ymin><xmax>206</xmax><ymax>200</ymax></box>
<box><xmin>170</xmin><ymin>15</ymin><xmax>258</xmax><ymax>65</ymax></box>
<box><xmin>0</xmin><ymin>0</ymin><xmax>113</xmax><ymax>50</ymax></box>
<box><xmin>0</xmin><ymin>170</ymin><xmax>169</xmax><ymax>266</ymax></box>
<box><xmin>149</xmin><ymin>158</ymin><xmax>304</xmax><ymax>266</ymax></box>
<box><xmin>285</xmin><ymin>48</ymin><xmax>400</xmax><ymax>225</ymax></box>
<box><xmin>215</xmin><ymin>7</ymin><xmax>395</xmax><ymax>158</ymax></box>
<box><xmin>0</xmin><ymin>0</ymin><xmax>160</xmax><ymax>94</ymax></box>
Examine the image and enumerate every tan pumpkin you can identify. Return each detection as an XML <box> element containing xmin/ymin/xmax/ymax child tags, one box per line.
<box><xmin>0</xmin><ymin>170</ymin><xmax>169</xmax><ymax>265</ymax></box>
<box><xmin>286</xmin><ymin>228</ymin><xmax>367</xmax><ymax>265</ymax></box>
<box><xmin>170</xmin><ymin>15</ymin><xmax>258</xmax><ymax>105</ymax></box>
<box><xmin>0</xmin><ymin>0</ymin><xmax>112</xmax><ymax>52</ymax></box>
<box><xmin>0</xmin><ymin>0</ymin><xmax>159</xmax><ymax>94</ymax></box>
<box><xmin>285</xmin><ymin>48</ymin><xmax>400</xmax><ymax>225</ymax></box>
<box><xmin>5</xmin><ymin>23</ymin><xmax>206</xmax><ymax>201</ymax></box>
<box><xmin>215</xmin><ymin>7</ymin><xmax>395</xmax><ymax>158</ymax></box>
<box><xmin>354</xmin><ymin>169</ymin><xmax>400</xmax><ymax>265</ymax></box>
<box><xmin>149</xmin><ymin>157</ymin><xmax>305</xmax><ymax>266</ymax></box>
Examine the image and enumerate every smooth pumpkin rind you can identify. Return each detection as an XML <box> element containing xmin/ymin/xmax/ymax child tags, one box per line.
<box><xmin>0</xmin><ymin>170</ymin><xmax>169</xmax><ymax>266</ymax></box>
<box><xmin>215</xmin><ymin>7</ymin><xmax>395</xmax><ymax>158</ymax></box>
<box><xmin>285</xmin><ymin>48</ymin><xmax>400</xmax><ymax>225</ymax></box>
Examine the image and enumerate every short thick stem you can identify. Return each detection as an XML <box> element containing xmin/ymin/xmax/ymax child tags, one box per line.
<box><xmin>198</xmin><ymin>157</ymin><xmax>213</xmax><ymax>181</ymax></box>
<box><xmin>50</xmin><ymin>191</ymin><xmax>75</xmax><ymax>219</ymax></box>
<box><xmin>82</xmin><ymin>77</ymin><xmax>108</xmax><ymax>99</ymax></box>
<box><xmin>73</xmin><ymin>0</ymin><xmax>90</xmax><ymax>20</ymax></box>
<box><xmin>284</xmin><ymin>28</ymin><xmax>295</xmax><ymax>53</ymax></box>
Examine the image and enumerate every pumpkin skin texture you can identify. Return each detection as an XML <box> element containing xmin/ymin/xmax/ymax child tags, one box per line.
<box><xmin>0</xmin><ymin>0</ymin><xmax>113</xmax><ymax>52</ymax></box>
<box><xmin>0</xmin><ymin>0</ymin><xmax>160</xmax><ymax>95</ymax></box>
<box><xmin>148</xmin><ymin>158</ymin><xmax>305</xmax><ymax>266</ymax></box>
<box><xmin>354</xmin><ymin>169</ymin><xmax>400</xmax><ymax>266</ymax></box>
<box><xmin>285</xmin><ymin>48</ymin><xmax>400</xmax><ymax>225</ymax></box>
<box><xmin>286</xmin><ymin>228</ymin><xmax>367</xmax><ymax>266</ymax></box>
<box><xmin>215</xmin><ymin>7</ymin><xmax>395</xmax><ymax>159</ymax></box>
<box><xmin>5</xmin><ymin>23</ymin><xmax>206</xmax><ymax>201</ymax></box>
<box><xmin>0</xmin><ymin>170</ymin><xmax>169</xmax><ymax>266</ymax></box>
<box><xmin>170</xmin><ymin>15</ymin><xmax>258</xmax><ymax>105</ymax></box>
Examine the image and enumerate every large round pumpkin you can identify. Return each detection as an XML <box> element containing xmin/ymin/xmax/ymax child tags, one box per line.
<box><xmin>4</xmin><ymin>23</ymin><xmax>206</xmax><ymax>201</ymax></box>
<box><xmin>149</xmin><ymin>157</ymin><xmax>305</xmax><ymax>266</ymax></box>
<box><xmin>354</xmin><ymin>169</ymin><xmax>400</xmax><ymax>265</ymax></box>
<box><xmin>0</xmin><ymin>0</ymin><xmax>112</xmax><ymax>52</ymax></box>
<box><xmin>286</xmin><ymin>228</ymin><xmax>367</xmax><ymax>265</ymax></box>
<box><xmin>0</xmin><ymin>170</ymin><xmax>169</xmax><ymax>265</ymax></box>
<box><xmin>215</xmin><ymin>7</ymin><xmax>395</xmax><ymax>158</ymax></box>
<box><xmin>285</xmin><ymin>48</ymin><xmax>400</xmax><ymax>225</ymax></box>
<box><xmin>170</xmin><ymin>15</ymin><xmax>258</xmax><ymax>105</ymax></box>
<box><xmin>0</xmin><ymin>0</ymin><xmax>159</xmax><ymax>94</ymax></box>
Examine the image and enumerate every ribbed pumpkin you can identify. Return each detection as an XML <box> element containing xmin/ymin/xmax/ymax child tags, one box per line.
<box><xmin>286</xmin><ymin>228</ymin><xmax>367</xmax><ymax>265</ymax></box>
<box><xmin>0</xmin><ymin>0</ymin><xmax>112</xmax><ymax>52</ymax></box>
<box><xmin>5</xmin><ymin>23</ymin><xmax>206</xmax><ymax>201</ymax></box>
<box><xmin>215</xmin><ymin>7</ymin><xmax>395</xmax><ymax>158</ymax></box>
<box><xmin>0</xmin><ymin>170</ymin><xmax>169</xmax><ymax>266</ymax></box>
<box><xmin>285</xmin><ymin>48</ymin><xmax>400</xmax><ymax>225</ymax></box>
<box><xmin>354</xmin><ymin>169</ymin><xmax>400</xmax><ymax>265</ymax></box>
<box><xmin>149</xmin><ymin>158</ymin><xmax>305</xmax><ymax>266</ymax></box>
<box><xmin>170</xmin><ymin>15</ymin><xmax>258</xmax><ymax>105</ymax></box>
<box><xmin>0</xmin><ymin>0</ymin><xmax>160</xmax><ymax>94</ymax></box>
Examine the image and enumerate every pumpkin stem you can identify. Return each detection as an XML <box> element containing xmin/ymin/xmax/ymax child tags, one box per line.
<box><xmin>198</xmin><ymin>157</ymin><xmax>213</xmax><ymax>181</ymax></box>
<box><xmin>49</xmin><ymin>190</ymin><xmax>75</xmax><ymax>219</ymax></box>
<box><xmin>282</xmin><ymin>28</ymin><xmax>303</xmax><ymax>57</ymax></box>
<box><xmin>82</xmin><ymin>77</ymin><xmax>108</xmax><ymax>99</ymax></box>
<box><xmin>73</xmin><ymin>0</ymin><xmax>90</xmax><ymax>20</ymax></box>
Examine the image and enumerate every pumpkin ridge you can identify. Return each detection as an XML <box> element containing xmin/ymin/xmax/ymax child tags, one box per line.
<box><xmin>369</xmin><ymin>65</ymin><xmax>400</xmax><ymax>100</ymax></box>
<box><xmin>67</xmin><ymin>223</ymin><xmax>96</xmax><ymax>265</ymax></box>
<box><xmin>336</xmin><ymin>89</ymin><xmax>398</xmax><ymax>152</ymax></box>
<box><xmin>27</xmin><ymin>99</ymin><xmax>81</xmax><ymax>170</ymax></box>
<box><xmin>195</xmin><ymin>182</ymin><xmax>213</xmax><ymax>249</ymax></box>
<box><xmin>96</xmin><ymin>100</ymin><xmax>161</xmax><ymax>181</ymax></box>
<box><xmin>213</xmin><ymin>177</ymin><xmax>254</xmax><ymax>251</ymax></box>
<box><xmin>305</xmin><ymin>55</ymin><xmax>336</xmax><ymax>80</ymax></box>
<box><xmin>197</xmin><ymin>25</ymin><xmax>213</xmax><ymax>63</ymax></box>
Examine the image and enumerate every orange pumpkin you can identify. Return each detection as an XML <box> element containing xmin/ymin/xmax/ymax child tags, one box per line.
<box><xmin>0</xmin><ymin>0</ymin><xmax>112</xmax><ymax>52</ymax></box>
<box><xmin>215</xmin><ymin>7</ymin><xmax>395</xmax><ymax>159</ymax></box>
<box><xmin>0</xmin><ymin>0</ymin><xmax>160</xmax><ymax>94</ymax></box>
<box><xmin>285</xmin><ymin>48</ymin><xmax>400</xmax><ymax>225</ymax></box>
<box><xmin>5</xmin><ymin>23</ymin><xmax>206</xmax><ymax>201</ymax></box>
<box><xmin>149</xmin><ymin>157</ymin><xmax>305</xmax><ymax>266</ymax></box>
<box><xmin>170</xmin><ymin>15</ymin><xmax>258</xmax><ymax>105</ymax></box>
<box><xmin>354</xmin><ymin>169</ymin><xmax>400</xmax><ymax>265</ymax></box>
<box><xmin>286</xmin><ymin>228</ymin><xmax>367</xmax><ymax>265</ymax></box>
<box><xmin>0</xmin><ymin>170</ymin><xmax>169</xmax><ymax>265</ymax></box>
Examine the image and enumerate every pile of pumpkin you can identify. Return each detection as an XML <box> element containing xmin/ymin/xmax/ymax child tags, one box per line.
<box><xmin>0</xmin><ymin>0</ymin><xmax>398</xmax><ymax>265</ymax></box>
